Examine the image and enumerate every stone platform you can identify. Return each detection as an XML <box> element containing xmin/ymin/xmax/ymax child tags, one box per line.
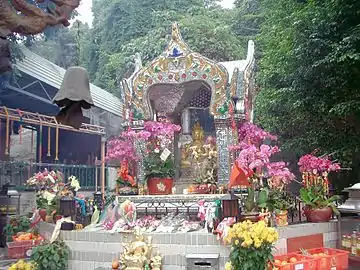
<box><xmin>38</xmin><ymin>220</ymin><xmax>339</xmax><ymax>270</ymax></box>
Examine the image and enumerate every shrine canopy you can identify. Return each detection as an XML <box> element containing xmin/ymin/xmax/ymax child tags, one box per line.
<box><xmin>128</xmin><ymin>22</ymin><xmax>230</xmax><ymax>121</ymax></box>
<box><xmin>123</xmin><ymin>22</ymin><xmax>256</xmax><ymax>124</ymax></box>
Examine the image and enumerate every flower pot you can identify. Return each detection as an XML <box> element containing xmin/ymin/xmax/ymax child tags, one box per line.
<box><xmin>239</xmin><ymin>212</ymin><xmax>259</xmax><ymax>222</ymax></box>
<box><xmin>275</xmin><ymin>210</ymin><xmax>288</xmax><ymax>226</ymax></box>
<box><xmin>303</xmin><ymin>206</ymin><xmax>333</xmax><ymax>222</ymax></box>
<box><xmin>147</xmin><ymin>178</ymin><xmax>173</xmax><ymax>195</ymax></box>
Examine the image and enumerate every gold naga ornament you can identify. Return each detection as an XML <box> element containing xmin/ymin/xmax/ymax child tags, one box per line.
<box><xmin>0</xmin><ymin>0</ymin><xmax>80</xmax><ymax>73</ymax></box>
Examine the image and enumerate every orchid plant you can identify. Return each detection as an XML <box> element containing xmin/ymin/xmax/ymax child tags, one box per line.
<box><xmin>230</xmin><ymin>123</ymin><xmax>295</xmax><ymax>214</ymax></box>
<box><xmin>106</xmin><ymin>121</ymin><xmax>181</xmax><ymax>182</ymax></box>
<box><xmin>298</xmin><ymin>153</ymin><xmax>341</xmax><ymax>213</ymax></box>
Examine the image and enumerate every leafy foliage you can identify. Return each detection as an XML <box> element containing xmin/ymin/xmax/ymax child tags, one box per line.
<box><xmin>144</xmin><ymin>152</ymin><xmax>175</xmax><ymax>179</ymax></box>
<box><xmin>256</xmin><ymin>0</ymin><xmax>360</xmax><ymax>191</ymax></box>
<box><xmin>31</xmin><ymin>241</ymin><xmax>70</xmax><ymax>270</ymax></box>
<box><xmin>299</xmin><ymin>186</ymin><xmax>339</xmax><ymax>215</ymax></box>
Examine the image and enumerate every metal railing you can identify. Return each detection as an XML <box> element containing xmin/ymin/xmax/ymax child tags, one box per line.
<box><xmin>0</xmin><ymin>161</ymin><xmax>107</xmax><ymax>190</ymax></box>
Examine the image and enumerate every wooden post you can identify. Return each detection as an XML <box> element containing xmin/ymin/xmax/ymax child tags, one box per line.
<box><xmin>95</xmin><ymin>157</ymin><xmax>98</xmax><ymax>192</ymax></box>
<box><xmin>100</xmin><ymin>137</ymin><xmax>106</xmax><ymax>200</ymax></box>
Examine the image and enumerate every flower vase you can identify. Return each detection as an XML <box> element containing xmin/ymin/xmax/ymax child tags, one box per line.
<box><xmin>147</xmin><ymin>178</ymin><xmax>173</xmax><ymax>195</ymax></box>
<box><xmin>275</xmin><ymin>210</ymin><xmax>288</xmax><ymax>226</ymax></box>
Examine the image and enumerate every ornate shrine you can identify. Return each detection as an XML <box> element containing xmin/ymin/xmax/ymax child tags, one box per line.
<box><xmin>121</xmin><ymin>22</ymin><xmax>256</xmax><ymax>187</ymax></box>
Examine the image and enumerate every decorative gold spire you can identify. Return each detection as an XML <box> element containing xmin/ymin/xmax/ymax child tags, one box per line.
<box><xmin>164</xmin><ymin>22</ymin><xmax>191</xmax><ymax>57</ymax></box>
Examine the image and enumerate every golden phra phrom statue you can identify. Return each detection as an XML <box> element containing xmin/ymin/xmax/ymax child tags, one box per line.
<box><xmin>181</xmin><ymin>122</ymin><xmax>206</xmax><ymax>168</ymax></box>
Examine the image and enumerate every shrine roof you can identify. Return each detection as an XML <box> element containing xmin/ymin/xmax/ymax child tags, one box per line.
<box><xmin>219</xmin><ymin>60</ymin><xmax>247</xmax><ymax>82</ymax></box>
<box><xmin>15</xmin><ymin>47</ymin><xmax>123</xmax><ymax>117</ymax></box>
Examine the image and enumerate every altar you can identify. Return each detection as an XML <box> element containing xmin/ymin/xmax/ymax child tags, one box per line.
<box><xmin>120</xmin><ymin>22</ymin><xmax>256</xmax><ymax>189</ymax></box>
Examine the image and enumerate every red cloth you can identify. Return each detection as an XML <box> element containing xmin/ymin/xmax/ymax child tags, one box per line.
<box><xmin>229</xmin><ymin>162</ymin><xmax>252</xmax><ymax>187</ymax></box>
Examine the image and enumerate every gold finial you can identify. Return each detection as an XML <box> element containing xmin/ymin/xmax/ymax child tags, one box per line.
<box><xmin>171</xmin><ymin>22</ymin><xmax>181</xmax><ymax>42</ymax></box>
<box><xmin>165</xmin><ymin>22</ymin><xmax>190</xmax><ymax>57</ymax></box>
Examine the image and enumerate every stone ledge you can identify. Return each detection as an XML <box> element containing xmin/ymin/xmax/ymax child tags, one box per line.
<box><xmin>68</xmin><ymin>249</ymin><xmax>228</xmax><ymax>266</ymax></box>
<box><xmin>277</xmin><ymin>221</ymin><xmax>338</xmax><ymax>239</ymax></box>
<box><xmin>60</xmin><ymin>230</ymin><xmax>219</xmax><ymax>245</ymax></box>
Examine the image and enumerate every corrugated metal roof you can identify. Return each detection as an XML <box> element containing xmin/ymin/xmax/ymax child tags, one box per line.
<box><xmin>15</xmin><ymin>47</ymin><xmax>123</xmax><ymax>117</ymax></box>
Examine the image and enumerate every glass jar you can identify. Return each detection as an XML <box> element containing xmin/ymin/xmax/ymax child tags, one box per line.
<box><xmin>346</xmin><ymin>235</ymin><xmax>352</xmax><ymax>251</ymax></box>
<box><xmin>342</xmin><ymin>235</ymin><xmax>347</xmax><ymax>249</ymax></box>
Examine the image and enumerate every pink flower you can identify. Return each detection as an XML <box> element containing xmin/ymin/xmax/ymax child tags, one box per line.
<box><xmin>238</xmin><ymin>123</ymin><xmax>277</xmax><ymax>145</ymax></box>
<box><xmin>267</xmin><ymin>161</ymin><xmax>295</xmax><ymax>189</ymax></box>
<box><xmin>298</xmin><ymin>154</ymin><xmax>341</xmax><ymax>173</ymax></box>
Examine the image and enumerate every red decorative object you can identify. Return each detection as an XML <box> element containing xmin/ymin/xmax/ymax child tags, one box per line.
<box><xmin>287</xmin><ymin>234</ymin><xmax>323</xmax><ymax>253</ymax></box>
<box><xmin>202</xmin><ymin>74</ymin><xmax>207</xmax><ymax>79</ymax></box>
<box><xmin>7</xmin><ymin>239</ymin><xmax>44</xmax><ymax>259</ymax></box>
<box><xmin>168</xmin><ymin>74</ymin><xmax>174</xmax><ymax>79</ymax></box>
<box><xmin>147</xmin><ymin>178</ymin><xmax>173</xmax><ymax>195</ymax></box>
<box><xmin>158</xmin><ymin>75</ymin><xmax>163</xmax><ymax>80</ymax></box>
<box><xmin>38</xmin><ymin>209</ymin><xmax>46</xmax><ymax>221</ymax></box>
<box><xmin>229</xmin><ymin>162</ymin><xmax>252</xmax><ymax>188</ymax></box>
<box><xmin>181</xmin><ymin>73</ymin><xmax>187</xmax><ymax>78</ymax></box>
<box><xmin>303</xmin><ymin>206</ymin><xmax>333</xmax><ymax>222</ymax></box>
<box><xmin>192</xmin><ymin>72</ymin><xmax>197</xmax><ymax>77</ymax></box>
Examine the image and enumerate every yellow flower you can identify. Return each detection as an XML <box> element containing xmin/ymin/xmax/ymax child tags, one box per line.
<box><xmin>266</xmin><ymin>234</ymin><xmax>275</xmax><ymax>243</ymax></box>
<box><xmin>234</xmin><ymin>239</ymin><xmax>239</xmax><ymax>246</ymax></box>
<box><xmin>254</xmin><ymin>240</ymin><xmax>262</xmax><ymax>248</ymax></box>
<box><xmin>245</xmin><ymin>238</ymin><xmax>253</xmax><ymax>246</ymax></box>
<box><xmin>225</xmin><ymin>262</ymin><xmax>232</xmax><ymax>270</ymax></box>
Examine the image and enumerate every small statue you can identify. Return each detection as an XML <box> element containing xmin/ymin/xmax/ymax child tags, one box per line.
<box><xmin>150</xmin><ymin>252</ymin><xmax>162</xmax><ymax>270</ymax></box>
<box><xmin>119</xmin><ymin>233</ymin><xmax>158</xmax><ymax>270</ymax></box>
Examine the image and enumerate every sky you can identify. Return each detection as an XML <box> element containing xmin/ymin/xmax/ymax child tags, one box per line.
<box><xmin>74</xmin><ymin>0</ymin><xmax>235</xmax><ymax>27</ymax></box>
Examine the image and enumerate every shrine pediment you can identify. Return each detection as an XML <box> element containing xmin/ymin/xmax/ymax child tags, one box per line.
<box><xmin>130</xmin><ymin>22</ymin><xmax>230</xmax><ymax>120</ymax></box>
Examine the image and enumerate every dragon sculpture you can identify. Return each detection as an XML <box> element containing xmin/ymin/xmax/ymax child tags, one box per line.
<box><xmin>0</xmin><ymin>0</ymin><xmax>80</xmax><ymax>73</ymax></box>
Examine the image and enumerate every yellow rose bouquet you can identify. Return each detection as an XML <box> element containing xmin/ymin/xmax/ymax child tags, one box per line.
<box><xmin>224</xmin><ymin>220</ymin><xmax>279</xmax><ymax>270</ymax></box>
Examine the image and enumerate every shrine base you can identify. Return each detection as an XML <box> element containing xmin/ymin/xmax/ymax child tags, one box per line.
<box><xmin>38</xmin><ymin>221</ymin><xmax>339</xmax><ymax>270</ymax></box>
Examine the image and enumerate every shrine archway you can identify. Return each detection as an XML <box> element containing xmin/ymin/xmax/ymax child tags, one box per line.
<box><xmin>130</xmin><ymin>22</ymin><xmax>230</xmax><ymax>121</ymax></box>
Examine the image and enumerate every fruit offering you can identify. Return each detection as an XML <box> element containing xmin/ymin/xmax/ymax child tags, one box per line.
<box><xmin>269</xmin><ymin>253</ymin><xmax>315</xmax><ymax>270</ymax></box>
<box><xmin>13</xmin><ymin>232</ymin><xmax>43</xmax><ymax>242</ymax></box>
<box><xmin>8</xmin><ymin>259</ymin><xmax>36</xmax><ymax>270</ymax></box>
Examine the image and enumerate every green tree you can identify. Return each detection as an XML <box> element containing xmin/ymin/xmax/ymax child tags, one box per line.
<box><xmin>256</xmin><ymin>0</ymin><xmax>360</xmax><ymax>190</ymax></box>
<box><xmin>81</xmin><ymin>0</ymin><xmax>244</xmax><ymax>94</ymax></box>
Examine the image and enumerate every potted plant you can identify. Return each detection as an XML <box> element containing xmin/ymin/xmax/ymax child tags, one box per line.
<box><xmin>230</xmin><ymin>124</ymin><xmax>280</xmax><ymax>221</ymax></box>
<box><xmin>298</xmin><ymin>153</ymin><xmax>341</xmax><ymax>222</ymax></box>
<box><xmin>300</xmin><ymin>186</ymin><xmax>339</xmax><ymax>222</ymax></box>
<box><xmin>224</xmin><ymin>220</ymin><xmax>278</xmax><ymax>270</ymax></box>
<box><xmin>31</xmin><ymin>240</ymin><xmax>70</xmax><ymax>270</ymax></box>
<box><xmin>144</xmin><ymin>151</ymin><xmax>175</xmax><ymax>195</ymax></box>
<box><xmin>267</xmin><ymin>189</ymin><xmax>295</xmax><ymax>226</ymax></box>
